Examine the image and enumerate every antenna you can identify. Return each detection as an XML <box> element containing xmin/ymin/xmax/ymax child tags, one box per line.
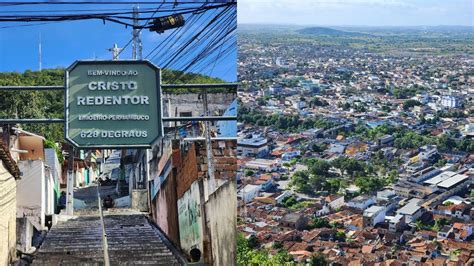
<box><xmin>38</xmin><ymin>33</ymin><xmax>42</xmax><ymax>71</ymax></box>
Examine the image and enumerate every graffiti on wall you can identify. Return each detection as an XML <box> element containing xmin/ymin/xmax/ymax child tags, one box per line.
<box><xmin>177</xmin><ymin>180</ymin><xmax>202</xmax><ymax>255</ymax></box>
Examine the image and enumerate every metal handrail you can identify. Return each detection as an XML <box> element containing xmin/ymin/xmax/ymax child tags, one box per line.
<box><xmin>97</xmin><ymin>186</ymin><xmax>110</xmax><ymax>266</ymax></box>
<box><xmin>0</xmin><ymin>116</ymin><xmax>236</xmax><ymax>124</ymax></box>
<box><xmin>0</xmin><ymin>83</ymin><xmax>238</xmax><ymax>91</ymax></box>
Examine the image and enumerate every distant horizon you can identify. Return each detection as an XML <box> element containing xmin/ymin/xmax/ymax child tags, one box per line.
<box><xmin>237</xmin><ymin>23</ymin><xmax>474</xmax><ymax>28</ymax></box>
<box><xmin>238</xmin><ymin>0</ymin><xmax>473</xmax><ymax>27</ymax></box>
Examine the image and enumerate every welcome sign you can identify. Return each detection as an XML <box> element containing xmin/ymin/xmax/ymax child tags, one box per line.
<box><xmin>65</xmin><ymin>60</ymin><xmax>163</xmax><ymax>148</ymax></box>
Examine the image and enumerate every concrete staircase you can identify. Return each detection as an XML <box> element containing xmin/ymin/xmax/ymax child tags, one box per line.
<box><xmin>33</xmin><ymin>214</ymin><xmax>185</xmax><ymax>265</ymax></box>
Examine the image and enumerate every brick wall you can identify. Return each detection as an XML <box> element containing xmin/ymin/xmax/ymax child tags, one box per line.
<box><xmin>195</xmin><ymin>140</ymin><xmax>237</xmax><ymax>180</ymax></box>
<box><xmin>174</xmin><ymin>143</ymin><xmax>199</xmax><ymax>199</ymax></box>
<box><xmin>151</xmin><ymin>171</ymin><xmax>180</xmax><ymax>247</ymax></box>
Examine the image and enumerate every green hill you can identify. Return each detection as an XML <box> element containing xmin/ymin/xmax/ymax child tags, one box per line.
<box><xmin>298</xmin><ymin>27</ymin><xmax>369</xmax><ymax>37</ymax></box>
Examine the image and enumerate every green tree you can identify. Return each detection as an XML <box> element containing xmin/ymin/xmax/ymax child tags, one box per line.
<box><xmin>403</xmin><ymin>99</ymin><xmax>422</xmax><ymax>111</ymax></box>
<box><xmin>311</xmin><ymin>217</ymin><xmax>330</xmax><ymax>228</ymax></box>
<box><xmin>309</xmin><ymin>159</ymin><xmax>331</xmax><ymax>177</ymax></box>
<box><xmin>290</xmin><ymin>170</ymin><xmax>312</xmax><ymax>193</ymax></box>
<box><xmin>334</xmin><ymin>231</ymin><xmax>346</xmax><ymax>242</ymax></box>
<box><xmin>237</xmin><ymin>233</ymin><xmax>294</xmax><ymax>266</ymax></box>
<box><xmin>436</xmin><ymin>135</ymin><xmax>457</xmax><ymax>152</ymax></box>
<box><xmin>309</xmin><ymin>253</ymin><xmax>328</xmax><ymax>266</ymax></box>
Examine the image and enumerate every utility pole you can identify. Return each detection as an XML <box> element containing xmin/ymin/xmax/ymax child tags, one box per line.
<box><xmin>66</xmin><ymin>146</ymin><xmax>74</xmax><ymax>216</ymax></box>
<box><xmin>38</xmin><ymin>33</ymin><xmax>42</xmax><ymax>71</ymax></box>
<box><xmin>203</xmin><ymin>88</ymin><xmax>216</xmax><ymax>197</ymax></box>
<box><xmin>107</xmin><ymin>44</ymin><xmax>123</xmax><ymax>60</ymax></box>
<box><xmin>132</xmin><ymin>5</ymin><xmax>142</xmax><ymax>60</ymax></box>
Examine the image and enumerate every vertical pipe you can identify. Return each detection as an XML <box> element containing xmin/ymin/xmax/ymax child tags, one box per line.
<box><xmin>97</xmin><ymin>186</ymin><xmax>110</xmax><ymax>266</ymax></box>
<box><xmin>203</xmin><ymin>88</ymin><xmax>216</xmax><ymax>197</ymax></box>
<box><xmin>66</xmin><ymin>146</ymin><xmax>74</xmax><ymax>216</ymax></box>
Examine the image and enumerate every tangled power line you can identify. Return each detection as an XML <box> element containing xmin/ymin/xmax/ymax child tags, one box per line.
<box><xmin>0</xmin><ymin>1</ymin><xmax>236</xmax><ymax>81</ymax></box>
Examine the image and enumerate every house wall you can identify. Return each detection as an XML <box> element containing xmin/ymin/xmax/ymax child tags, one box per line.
<box><xmin>205</xmin><ymin>180</ymin><xmax>237</xmax><ymax>266</ymax></box>
<box><xmin>195</xmin><ymin>140</ymin><xmax>237</xmax><ymax>181</ymax></box>
<box><xmin>176</xmin><ymin>144</ymin><xmax>198</xmax><ymax>199</ymax></box>
<box><xmin>0</xmin><ymin>163</ymin><xmax>17</xmax><ymax>265</ymax></box>
<box><xmin>163</xmin><ymin>93</ymin><xmax>236</xmax><ymax>121</ymax></box>
<box><xmin>17</xmin><ymin>160</ymin><xmax>46</xmax><ymax>230</ymax></box>
<box><xmin>44</xmin><ymin>167</ymin><xmax>55</xmax><ymax>216</ymax></box>
<box><xmin>329</xmin><ymin>196</ymin><xmax>345</xmax><ymax>210</ymax></box>
<box><xmin>151</xmin><ymin>170</ymin><xmax>180</xmax><ymax>247</ymax></box>
<box><xmin>372</xmin><ymin>210</ymin><xmax>386</xmax><ymax>226</ymax></box>
<box><xmin>44</xmin><ymin>148</ymin><xmax>61</xmax><ymax>197</ymax></box>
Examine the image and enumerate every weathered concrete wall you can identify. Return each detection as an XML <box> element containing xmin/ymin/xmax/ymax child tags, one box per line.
<box><xmin>131</xmin><ymin>189</ymin><xmax>148</xmax><ymax>212</ymax></box>
<box><xmin>177</xmin><ymin>180</ymin><xmax>203</xmax><ymax>256</ymax></box>
<box><xmin>0</xmin><ymin>163</ymin><xmax>17</xmax><ymax>265</ymax></box>
<box><xmin>17</xmin><ymin>160</ymin><xmax>46</xmax><ymax>230</ymax></box>
<box><xmin>16</xmin><ymin>217</ymin><xmax>34</xmax><ymax>254</ymax></box>
<box><xmin>205</xmin><ymin>180</ymin><xmax>237</xmax><ymax>266</ymax></box>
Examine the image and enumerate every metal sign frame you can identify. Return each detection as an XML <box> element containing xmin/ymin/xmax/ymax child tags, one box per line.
<box><xmin>65</xmin><ymin>60</ymin><xmax>163</xmax><ymax>149</ymax></box>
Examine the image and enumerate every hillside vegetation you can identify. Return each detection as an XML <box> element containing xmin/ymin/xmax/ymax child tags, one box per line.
<box><xmin>298</xmin><ymin>26</ymin><xmax>369</xmax><ymax>37</ymax></box>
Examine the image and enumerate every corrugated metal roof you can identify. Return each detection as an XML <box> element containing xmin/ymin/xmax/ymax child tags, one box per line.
<box><xmin>437</xmin><ymin>174</ymin><xmax>469</xmax><ymax>189</ymax></box>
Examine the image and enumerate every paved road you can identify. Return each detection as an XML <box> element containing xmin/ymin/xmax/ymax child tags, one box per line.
<box><xmin>33</xmin><ymin>214</ymin><xmax>185</xmax><ymax>265</ymax></box>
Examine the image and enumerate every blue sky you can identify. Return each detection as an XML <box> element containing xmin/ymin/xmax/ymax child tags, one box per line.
<box><xmin>238</xmin><ymin>0</ymin><xmax>473</xmax><ymax>27</ymax></box>
<box><xmin>0</xmin><ymin>3</ymin><xmax>237</xmax><ymax>82</ymax></box>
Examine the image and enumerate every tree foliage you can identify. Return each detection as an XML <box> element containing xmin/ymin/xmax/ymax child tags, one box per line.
<box><xmin>237</xmin><ymin>233</ymin><xmax>294</xmax><ymax>266</ymax></box>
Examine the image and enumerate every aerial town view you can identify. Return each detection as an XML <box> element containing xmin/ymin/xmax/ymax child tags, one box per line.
<box><xmin>236</xmin><ymin>23</ymin><xmax>473</xmax><ymax>265</ymax></box>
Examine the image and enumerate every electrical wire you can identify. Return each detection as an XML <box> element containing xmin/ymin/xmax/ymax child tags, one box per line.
<box><xmin>0</xmin><ymin>3</ymin><xmax>234</xmax><ymax>29</ymax></box>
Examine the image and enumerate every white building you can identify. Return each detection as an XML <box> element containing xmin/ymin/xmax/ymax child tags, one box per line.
<box><xmin>325</xmin><ymin>195</ymin><xmax>345</xmax><ymax>210</ymax></box>
<box><xmin>363</xmin><ymin>206</ymin><xmax>386</xmax><ymax>227</ymax></box>
<box><xmin>237</xmin><ymin>135</ymin><xmax>269</xmax><ymax>158</ymax></box>
<box><xmin>389</xmin><ymin>214</ymin><xmax>406</xmax><ymax>232</ymax></box>
<box><xmin>347</xmin><ymin>195</ymin><xmax>375</xmax><ymax>210</ymax></box>
<box><xmin>244</xmin><ymin>159</ymin><xmax>280</xmax><ymax>172</ymax></box>
<box><xmin>293</xmin><ymin>100</ymin><xmax>306</xmax><ymax>110</ymax></box>
<box><xmin>238</xmin><ymin>184</ymin><xmax>261</xmax><ymax>203</ymax></box>
<box><xmin>396</xmin><ymin>198</ymin><xmax>424</xmax><ymax>224</ymax></box>
<box><xmin>16</xmin><ymin>160</ymin><xmax>57</xmax><ymax>254</ymax></box>
<box><xmin>440</xmin><ymin>95</ymin><xmax>461</xmax><ymax>108</ymax></box>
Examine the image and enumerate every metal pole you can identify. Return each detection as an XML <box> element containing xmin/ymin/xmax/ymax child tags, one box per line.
<box><xmin>132</xmin><ymin>5</ymin><xmax>138</xmax><ymax>60</ymax></box>
<box><xmin>0</xmin><ymin>118</ymin><xmax>65</xmax><ymax>124</ymax></box>
<box><xmin>97</xmin><ymin>186</ymin><xmax>110</xmax><ymax>266</ymax></box>
<box><xmin>0</xmin><ymin>86</ymin><xmax>64</xmax><ymax>91</ymax></box>
<box><xmin>132</xmin><ymin>5</ymin><xmax>142</xmax><ymax>60</ymax></box>
<box><xmin>161</xmin><ymin>83</ymin><xmax>238</xmax><ymax>89</ymax></box>
<box><xmin>66</xmin><ymin>146</ymin><xmax>74</xmax><ymax>216</ymax></box>
<box><xmin>203</xmin><ymin>88</ymin><xmax>216</xmax><ymax>197</ymax></box>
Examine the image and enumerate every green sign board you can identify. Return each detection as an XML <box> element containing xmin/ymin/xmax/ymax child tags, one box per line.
<box><xmin>65</xmin><ymin>60</ymin><xmax>163</xmax><ymax>148</ymax></box>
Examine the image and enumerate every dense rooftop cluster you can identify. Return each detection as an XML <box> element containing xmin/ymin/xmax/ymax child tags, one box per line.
<box><xmin>237</xmin><ymin>26</ymin><xmax>473</xmax><ymax>265</ymax></box>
